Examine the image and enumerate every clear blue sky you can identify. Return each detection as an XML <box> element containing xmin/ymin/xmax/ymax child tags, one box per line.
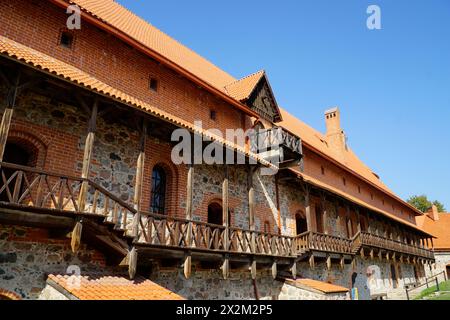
<box><xmin>117</xmin><ymin>0</ymin><xmax>450</xmax><ymax>210</ymax></box>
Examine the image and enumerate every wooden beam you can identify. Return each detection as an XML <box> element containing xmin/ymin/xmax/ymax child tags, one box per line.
<box><xmin>222</xmin><ymin>165</ymin><xmax>230</xmax><ymax>280</ymax></box>
<box><xmin>78</xmin><ymin>99</ymin><xmax>98</xmax><ymax>213</ymax></box>
<box><xmin>291</xmin><ymin>261</ymin><xmax>297</xmax><ymax>279</ymax></box>
<box><xmin>370</xmin><ymin>249</ymin><xmax>374</xmax><ymax>260</ymax></box>
<box><xmin>0</xmin><ymin>71</ymin><xmax>21</xmax><ymax>162</ymax></box>
<box><xmin>303</xmin><ymin>183</ymin><xmax>313</xmax><ymax>232</ymax></box>
<box><xmin>251</xmin><ymin>259</ymin><xmax>257</xmax><ymax>280</ymax></box>
<box><xmin>309</xmin><ymin>254</ymin><xmax>315</xmax><ymax>270</ymax></box>
<box><xmin>272</xmin><ymin>261</ymin><xmax>277</xmax><ymax>279</ymax></box>
<box><xmin>326</xmin><ymin>255</ymin><xmax>332</xmax><ymax>270</ymax></box>
<box><xmin>70</xmin><ymin>219</ymin><xmax>82</xmax><ymax>253</ymax></box>
<box><xmin>183</xmin><ymin>163</ymin><xmax>194</xmax><ymax>279</ymax></box>
<box><xmin>132</xmin><ymin>120</ymin><xmax>147</xmax><ymax>239</ymax></box>
<box><xmin>340</xmin><ymin>256</ymin><xmax>345</xmax><ymax>270</ymax></box>
<box><xmin>248</xmin><ymin>166</ymin><xmax>256</xmax><ymax>254</ymax></box>
<box><xmin>320</xmin><ymin>193</ymin><xmax>329</xmax><ymax>234</ymax></box>
<box><xmin>128</xmin><ymin>247</ymin><xmax>137</xmax><ymax>279</ymax></box>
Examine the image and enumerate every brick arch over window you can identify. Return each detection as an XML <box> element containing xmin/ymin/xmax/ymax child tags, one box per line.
<box><xmin>0</xmin><ymin>289</ymin><xmax>21</xmax><ymax>300</ymax></box>
<box><xmin>5</xmin><ymin>129</ymin><xmax>48</xmax><ymax>168</ymax></box>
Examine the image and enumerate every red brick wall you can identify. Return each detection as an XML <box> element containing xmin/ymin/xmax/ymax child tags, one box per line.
<box><xmin>303</xmin><ymin>148</ymin><xmax>417</xmax><ymax>224</ymax></box>
<box><xmin>0</xmin><ymin>0</ymin><xmax>246</xmax><ymax>134</ymax></box>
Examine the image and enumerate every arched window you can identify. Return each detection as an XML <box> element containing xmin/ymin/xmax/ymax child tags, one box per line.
<box><xmin>150</xmin><ymin>166</ymin><xmax>167</xmax><ymax>214</ymax></box>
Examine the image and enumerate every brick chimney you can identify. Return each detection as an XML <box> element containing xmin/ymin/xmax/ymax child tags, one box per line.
<box><xmin>428</xmin><ymin>205</ymin><xmax>440</xmax><ymax>221</ymax></box>
<box><xmin>325</xmin><ymin>107</ymin><xmax>347</xmax><ymax>157</ymax></box>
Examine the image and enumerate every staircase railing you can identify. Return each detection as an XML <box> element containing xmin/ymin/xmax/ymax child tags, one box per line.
<box><xmin>405</xmin><ymin>271</ymin><xmax>448</xmax><ymax>300</ymax></box>
<box><xmin>0</xmin><ymin>162</ymin><xmax>136</xmax><ymax>232</ymax></box>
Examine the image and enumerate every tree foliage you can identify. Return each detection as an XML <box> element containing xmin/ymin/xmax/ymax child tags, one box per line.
<box><xmin>407</xmin><ymin>195</ymin><xmax>446</xmax><ymax>213</ymax></box>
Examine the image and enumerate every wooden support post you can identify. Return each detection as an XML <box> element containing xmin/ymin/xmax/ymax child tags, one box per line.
<box><xmin>356</xmin><ymin>208</ymin><xmax>362</xmax><ymax>233</ymax></box>
<box><xmin>183</xmin><ymin>163</ymin><xmax>194</xmax><ymax>279</ymax></box>
<box><xmin>326</xmin><ymin>255</ymin><xmax>332</xmax><ymax>271</ymax></box>
<box><xmin>309</xmin><ymin>254</ymin><xmax>315</xmax><ymax>270</ymax></box>
<box><xmin>0</xmin><ymin>72</ymin><xmax>20</xmax><ymax>162</ymax></box>
<box><xmin>71</xmin><ymin>219</ymin><xmax>83</xmax><ymax>253</ymax></box>
<box><xmin>360</xmin><ymin>247</ymin><xmax>365</xmax><ymax>259</ymax></box>
<box><xmin>132</xmin><ymin>120</ymin><xmax>147</xmax><ymax>238</ymax></box>
<box><xmin>271</xmin><ymin>261</ymin><xmax>277</xmax><ymax>280</ymax></box>
<box><xmin>128</xmin><ymin>246</ymin><xmax>137</xmax><ymax>280</ymax></box>
<box><xmin>366</xmin><ymin>212</ymin><xmax>372</xmax><ymax>234</ymax></box>
<box><xmin>370</xmin><ymin>249</ymin><xmax>374</xmax><ymax>260</ymax></box>
<box><xmin>248</xmin><ymin>166</ymin><xmax>256</xmax><ymax>254</ymax></box>
<box><xmin>340</xmin><ymin>256</ymin><xmax>345</xmax><ymax>270</ymax></box>
<box><xmin>320</xmin><ymin>193</ymin><xmax>329</xmax><ymax>234</ymax></box>
<box><xmin>291</xmin><ymin>261</ymin><xmax>297</xmax><ymax>279</ymax></box>
<box><xmin>78</xmin><ymin>99</ymin><xmax>98</xmax><ymax>213</ymax></box>
<box><xmin>304</xmin><ymin>184</ymin><xmax>312</xmax><ymax>232</ymax></box>
<box><xmin>378</xmin><ymin>250</ymin><xmax>383</xmax><ymax>261</ymax></box>
<box><xmin>251</xmin><ymin>259</ymin><xmax>257</xmax><ymax>280</ymax></box>
<box><xmin>222</xmin><ymin>165</ymin><xmax>230</xmax><ymax>280</ymax></box>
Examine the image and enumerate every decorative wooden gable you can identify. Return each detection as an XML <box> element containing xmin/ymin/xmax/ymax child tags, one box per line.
<box><xmin>246</xmin><ymin>75</ymin><xmax>282</xmax><ymax>123</ymax></box>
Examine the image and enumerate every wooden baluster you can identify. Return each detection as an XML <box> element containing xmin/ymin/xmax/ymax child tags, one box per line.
<box><xmin>35</xmin><ymin>175</ymin><xmax>45</xmax><ymax>208</ymax></box>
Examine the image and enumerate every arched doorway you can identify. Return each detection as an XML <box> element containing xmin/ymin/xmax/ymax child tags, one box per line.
<box><xmin>208</xmin><ymin>202</ymin><xmax>223</xmax><ymax>226</ymax></box>
<box><xmin>0</xmin><ymin>142</ymin><xmax>33</xmax><ymax>203</ymax></box>
<box><xmin>296</xmin><ymin>212</ymin><xmax>308</xmax><ymax>235</ymax></box>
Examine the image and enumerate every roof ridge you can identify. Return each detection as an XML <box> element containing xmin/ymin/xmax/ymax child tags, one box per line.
<box><xmin>224</xmin><ymin>69</ymin><xmax>265</xmax><ymax>88</ymax></box>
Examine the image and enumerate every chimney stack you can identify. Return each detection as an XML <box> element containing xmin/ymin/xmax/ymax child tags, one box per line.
<box><xmin>325</xmin><ymin>107</ymin><xmax>347</xmax><ymax>157</ymax></box>
<box><xmin>429</xmin><ymin>205</ymin><xmax>440</xmax><ymax>221</ymax></box>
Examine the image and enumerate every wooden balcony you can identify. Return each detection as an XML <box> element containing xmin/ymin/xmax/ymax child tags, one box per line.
<box><xmin>136</xmin><ymin>212</ymin><xmax>297</xmax><ymax>259</ymax></box>
<box><xmin>0</xmin><ymin>163</ymin><xmax>434</xmax><ymax>267</ymax></box>
<box><xmin>0</xmin><ymin>162</ymin><xmax>297</xmax><ymax>265</ymax></box>
<box><xmin>358</xmin><ymin>232</ymin><xmax>435</xmax><ymax>261</ymax></box>
<box><xmin>296</xmin><ymin>231</ymin><xmax>354</xmax><ymax>256</ymax></box>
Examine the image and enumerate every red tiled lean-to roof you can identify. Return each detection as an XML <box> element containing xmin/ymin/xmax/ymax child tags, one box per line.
<box><xmin>47</xmin><ymin>274</ymin><xmax>184</xmax><ymax>300</ymax></box>
<box><xmin>416</xmin><ymin>213</ymin><xmax>450</xmax><ymax>250</ymax></box>
<box><xmin>284</xmin><ymin>278</ymin><xmax>349</xmax><ymax>294</ymax></box>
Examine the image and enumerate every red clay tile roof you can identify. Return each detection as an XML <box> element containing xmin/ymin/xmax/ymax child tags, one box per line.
<box><xmin>285</xmin><ymin>278</ymin><xmax>349</xmax><ymax>294</ymax></box>
<box><xmin>0</xmin><ymin>36</ymin><xmax>276</xmax><ymax>171</ymax></box>
<box><xmin>47</xmin><ymin>274</ymin><xmax>184</xmax><ymax>300</ymax></box>
<box><xmin>416</xmin><ymin>213</ymin><xmax>450</xmax><ymax>250</ymax></box>
<box><xmin>225</xmin><ymin>70</ymin><xmax>266</xmax><ymax>101</ymax></box>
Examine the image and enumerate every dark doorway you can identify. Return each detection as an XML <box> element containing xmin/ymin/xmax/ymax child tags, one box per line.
<box><xmin>390</xmin><ymin>264</ymin><xmax>398</xmax><ymax>289</ymax></box>
<box><xmin>208</xmin><ymin>202</ymin><xmax>223</xmax><ymax>226</ymax></box>
<box><xmin>315</xmin><ymin>206</ymin><xmax>324</xmax><ymax>234</ymax></box>
<box><xmin>0</xmin><ymin>142</ymin><xmax>32</xmax><ymax>203</ymax></box>
<box><xmin>446</xmin><ymin>265</ymin><xmax>450</xmax><ymax>280</ymax></box>
<box><xmin>296</xmin><ymin>213</ymin><xmax>308</xmax><ymax>235</ymax></box>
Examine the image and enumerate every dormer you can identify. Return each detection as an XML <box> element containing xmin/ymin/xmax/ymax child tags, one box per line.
<box><xmin>225</xmin><ymin>70</ymin><xmax>282</xmax><ymax>123</ymax></box>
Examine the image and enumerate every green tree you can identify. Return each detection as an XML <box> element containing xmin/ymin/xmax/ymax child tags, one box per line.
<box><xmin>407</xmin><ymin>195</ymin><xmax>446</xmax><ymax>213</ymax></box>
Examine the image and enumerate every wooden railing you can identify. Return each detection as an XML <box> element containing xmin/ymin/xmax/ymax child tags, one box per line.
<box><xmin>0</xmin><ymin>163</ymin><xmax>435</xmax><ymax>261</ymax></box>
<box><xmin>296</xmin><ymin>231</ymin><xmax>353</xmax><ymax>255</ymax></box>
<box><xmin>360</xmin><ymin>232</ymin><xmax>434</xmax><ymax>260</ymax></box>
<box><xmin>0</xmin><ymin>162</ymin><xmax>135</xmax><ymax>232</ymax></box>
<box><xmin>137</xmin><ymin>212</ymin><xmax>297</xmax><ymax>257</ymax></box>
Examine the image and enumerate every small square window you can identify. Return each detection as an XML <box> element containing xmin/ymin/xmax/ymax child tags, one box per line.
<box><xmin>149</xmin><ymin>77</ymin><xmax>158</xmax><ymax>91</ymax></box>
<box><xmin>371</xmin><ymin>193</ymin><xmax>374</xmax><ymax>200</ymax></box>
<box><xmin>358</xmin><ymin>186</ymin><xmax>361</xmax><ymax>194</ymax></box>
<box><xmin>60</xmin><ymin>31</ymin><xmax>74</xmax><ymax>49</ymax></box>
<box><xmin>210</xmin><ymin>110</ymin><xmax>217</xmax><ymax>121</ymax></box>
<box><xmin>342</xmin><ymin>177</ymin><xmax>346</xmax><ymax>186</ymax></box>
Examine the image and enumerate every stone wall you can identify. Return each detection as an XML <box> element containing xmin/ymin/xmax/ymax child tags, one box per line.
<box><xmin>0</xmin><ymin>225</ymin><xmax>109</xmax><ymax>300</ymax></box>
<box><xmin>425</xmin><ymin>252</ymin><xmax>450</xmax><ymax>280</ymax></box>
